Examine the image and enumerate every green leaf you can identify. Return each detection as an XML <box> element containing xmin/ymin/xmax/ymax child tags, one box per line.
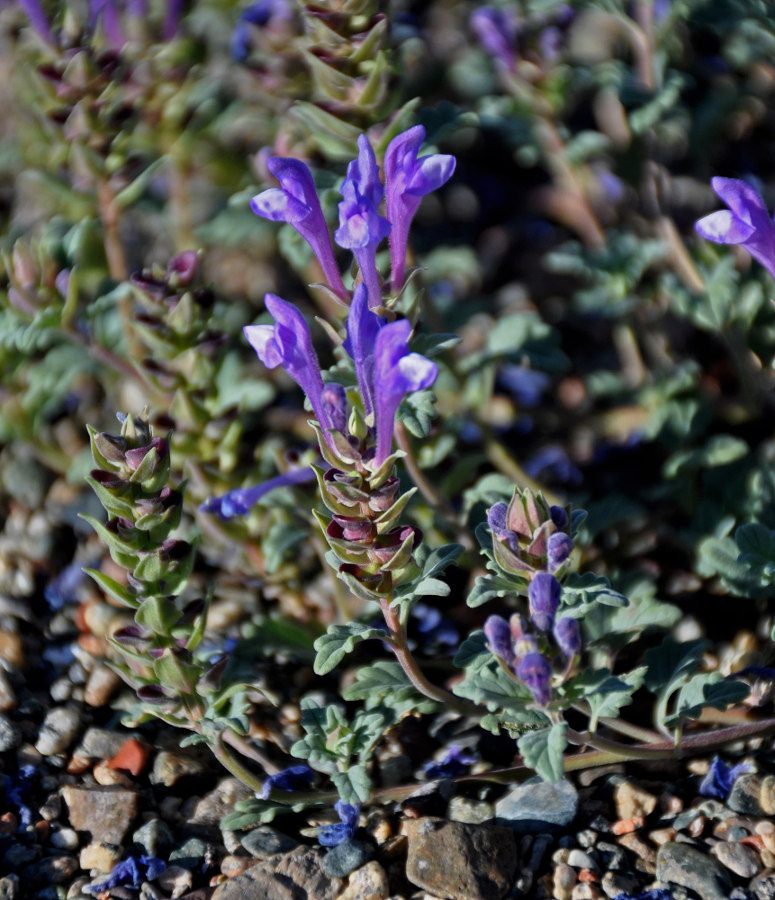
<box><xmin>643</xmin><ymin>636</ymin><xmax>709</xmax><ymax>694</ymax></box>
<box><xmin>331</xmin><ymin>765</ymin><xmax>372</xmax><ymax>805</ymax></box>
<box><xmin>453</xmin><ymin>660</ymin><xmax>547</xmax><ymax>725</ymax></box>
<box><xmin>466</xmin><ymin>573</ymin><xmax>517</xmax><ymax>608</ymax></box>
<box><xmin>220</xmin><ymin>798</ymin><xmax>303</xmax><ymax>831</ymax></box>
<box><xmin>517</xmin><ymin>722</ymin><xmax>567</xmax><ymax>782</ymax></box>
<box><xmin>397</xmin><ymin>390</ymin><xmax>437</xmax><ymax>439</ymax></box>
<box><xmin>453</xmin><ymin>629</ymin><xmax>491</xmax><ymax>672</ymax></box>
<box><xmin>736</xmin><ymin>522</ymin><xmax>775</xmax><ymax>582</ymax></box>
<box><xmin>582</xmin><ymin>580</ymin><xmax>681</xmax><ymax>650</ymax></box>
<box><xmin>664</xmin><ymin>672</ymin><xmax>750</xmax><ymax>728</ymax></box>
<box><xmin>313</xmin><ymin>623</ymin><xmax>389</xmax><ymax>675</ymax></box>
<box><xmin>560</xmin><ymin>572</ymin><xmax>628</xmax><ymax>617</ymax></box>
<box><xmin>697</xmin><ymin>535</ymin><xmax>768</xmax><ymax>598</ymax></box>
<box><xmin>343</xmin><ymin>660</ymin><xmax>438</xmax><ymax>714</ymax></box>
<box><xmin>83</xmin><ymin>568</ymin><xmax>139</xmax><ymax>609</ymax></box>
<box><xmin>566</xmin><ymin>667</ymin><xmax>647</xmax><ymax>731</ymax></box>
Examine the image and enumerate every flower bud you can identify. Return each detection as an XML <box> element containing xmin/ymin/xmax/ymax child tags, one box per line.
<box><xmin>547</xmin><ymin>532</ymin><xmax>573</xmax><ymax>572</ymax></box>
<box><xmin>553</xmin><ymin>616</ymin><xmax>581</xmax><ymax>659</ymax></box>
<box><xmin>484</xmin><ymin>615</ymin><xmax>513</xmax><ymax>666</ymax></box>
<box><xmin>517</xmin><ymin>652</ymin><xmax>552</xmax><ymax>705</ymax></box>
<box><xmin>528</xmin><ymin>572</ymin><xmax>561</xmax><ymax>632</ymax></box>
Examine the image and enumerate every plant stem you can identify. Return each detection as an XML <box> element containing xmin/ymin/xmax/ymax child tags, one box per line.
<box><xmin>211</xmin><ymin>731</ymin><xmax>267</xmax><ymax>795</ymax></box>
<box><xmin>223</xmin><ymin>729</ymin><xmax>281</xmax><ymax>776</ymax></box>
<box><xmin>394</xmin><ymin>422</ymin><xmax>474</xmax><ymax>551</ymax></box>
<box><xmin>378</xmin><ymin>593</ymin><xmax>479</xmax><ymax>716</ymax></box>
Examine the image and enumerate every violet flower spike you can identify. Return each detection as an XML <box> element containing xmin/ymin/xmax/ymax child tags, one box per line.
<box><xmin>384</xmin><ymin>125</ymin><xmax>456</xmax><ymax>291</ymax></box>
<box><xmin>335</xmin><ymin>134</ymin><xmax>391</xmax><ymax>310</ymax></box>
<box><xmin>251</xmin><ymin>159</ymin><xmax>347</xmax><ymax>301</ymax></box>
<box><xmin>18</xmin><ymin>0</ymin><xmax>54</xmax><ymax>43</ymax></box>
<box><xmin>484</xmin><ymin>614</ymin><xmax>514</xmax><ymax>668</ymax></box>
<box><xmin>553</xmin><ymin>616</ymin><xmax>581</xmax><ymax>660</ymax></box>
<box><xmin>343</xmin><ymin>283</ymin><xmax>383</xmax><ymax>417</ymax></box>
<box><xmin>90</xmin><ymin>0</ymin><xmax>124</xmax><ymax>48</ymax></box>
<box><xmin>372</xmin><ymin>320</ymin><xmax>438</xmax><ymax>466</ymax></box>
<box><xmin>695</xmin><ymin>177</ymin><xmax>775</xmax><ymax>280</ymax></box>
<box><xmin>547</xmin><ymin>532</ymin><xmax>573</xmax><ymax>572</ymax></box>
<box><xmin>200</xmin><ymin>466</ymin><xmax>316</xmax><ymax>519</ymax></box>
<box><xmin>318</xmin><ymin>801</ymin><xmax>360</xmax><ymax>847</ymax></box>
<box><xmin>244</xmin><ymin>295</ymin><xmax>336</xmax><ymax>450</ymax></box>
<box><xmin>261</xmin><ymin>764</ymin><xmax>315</xmax><ymax>800</ymax></box>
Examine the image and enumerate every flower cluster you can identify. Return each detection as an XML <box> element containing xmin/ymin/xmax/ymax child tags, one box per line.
<box><xmin>251</xmin><ymin>126</ymin><xmax>455</xmax><ymax>308</ymax></box>
<box><xmin>483</xmin><ymin>488</ymin><xmax>579</xmax><ymax>706</ymax></box>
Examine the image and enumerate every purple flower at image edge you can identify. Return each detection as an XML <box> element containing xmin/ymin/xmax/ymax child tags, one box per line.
<box><xmin>470</xmin><ymin>6</ymin><xmax>518</xmax><ymax>72</ymax></box>
<box><xmin>698</xmin><ymin>756</ymin><xmax>754</xmax><ymax>800</ymax></box>
<box><xmin>384</xmin><ymin>125</ymin><xmax>456</xmax><ymax>290</ymax></box>
<box><xmin>695</xmin><ymin>177</ymin><xmax>775</xmax><ymax>280</ymax></box>
<box><xmin>318</xmin><ymin>801</ymin><xmax>360</xmax><ymax>847</ymax></box>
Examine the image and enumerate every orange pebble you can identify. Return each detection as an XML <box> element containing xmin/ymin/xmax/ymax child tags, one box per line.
<box><xmin>612</xmin><ymin>816</ymin><xmax>645</xmax><ymax>835</ymax></box>
<box><xmin>0</xmin><ymin>813</ymin><xmax>17</xmax><ymax>834</ymax></box>
<box><xmin>578</xmin><ymin>869</ymin><xmax>599</xmax><ymax>883</ymax></box>
<box><xmin>66</xmin><ymin>755</ymin><xmax>92</xmax><ymax>775</ymax></box>
<box><xmin>106</xmin><ymin>737</ymin><xmax>150</xmax><ymax>777</ymax></box>
<box><xmin>740</xmin><ymin>835</ymin><xmax>765</xmax><ymax>850</ymax></box>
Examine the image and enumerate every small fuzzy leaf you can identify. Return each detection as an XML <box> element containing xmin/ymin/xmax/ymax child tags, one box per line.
<box><xmin>517</xmin><ymin>722</ymin><xmax>567</xmax><ymax>783</ymax></box>
<box><xmin>313</xmin><ymin>623</ymin><xmax>389</xmax><ymax>675</ymax></box>
<box><xmin>643</xmin><ymin>636</ymin><xmax>710</xmax><ymax>694</ymax></box>
<box><xmin>664</xmin><ymin>672</ymin><xmax>750</xmax><ymax>728</ymax></box>
<box><xmin>331</xmin><ymin>765</ymin><xmax>372</xmax><ymax>805</ymax></box>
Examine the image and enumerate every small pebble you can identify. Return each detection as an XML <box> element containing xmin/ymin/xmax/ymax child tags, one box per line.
<box><xmin>156</xmin><ymin>866</ymin><xmax>193</xmax><ymax>899</ymax></box>
<box><xmin>600</xmin><ymin>871</ymin><xmax>643</xmax><ymax>899</ymax></box>
<box><xmin>336</xmin><ymin>860</ymin><xmax>390</xmax><ymax>900</ymax></box>
<box><xmin>567</xmin><ymin>849</ymin><xmax>598</xmax><ymax>871</ymax></box>
<box><xmin>79</xmin><ymin>841</ymin><xmax>122</xmax><ymax>873</ymax></box>
<box><xmin>614</xmin><ymin>780</ymin><xmax>658</xmax><ymax>820</ymax></box>
<box><xmin>240</xmin><ymin>826</ymin><xmax>298</xmax><ymax>859</ymax></box>
<box><xmin>322</xmin><ymin>839</ymin><xmax>372</xmax><ymax>878</ymax></box>
<box><xmin>0</xmin><ymin>714</ymin><xmax>21</xmax><ymax>752</ymax></box>
<box><xmin>35</xmin><ymin>706</ymin><xmax>81</xmax><ymax>756</ymax></box>
<box><xmin>728</xmin><ymin>775</ymin><xmax>766</xmax><ymax>816</ymax></box>
<box><xmin>83</xmin><ymin>664</ymin><xmax>121</xmax><ymax>707</ymax></box>
<box><xmin>711</xmin><ymin>840</ymin><xmax>762</xmax><ymax>878</ymax></box>
<box><xmin>553</xmin><ymin>862</ymin><xmax>577</xmax><ymax>900</ymax></box>
<box><xmin>132</xmin><ymin>818</ymin><xmax>175</xmax><ymax>859</ymax></box>
<box><xmin>50</xmin><ymin>828</ymin><xmax>79</xmax><ymax>851</ymax></box>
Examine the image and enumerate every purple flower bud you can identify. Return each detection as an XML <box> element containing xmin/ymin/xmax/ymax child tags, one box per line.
<box><xmin>699</xmin><ymin>756</ymin><xmax>754</xmax><ymax>800</ymax></box>
<box><xmin>470</xmin><ymin>6</ymin><xmax>519</xmax><ymax>73</ymax></box>
<box><xmin>517</xmin><ymin>652</ymin><xmax>552</xmax><ymax>706</ymax></box>
<box><xmin>384</xmin><ymin>125</ymin><xmax>455</xmax><ymax>290</ymax></box>
<box><xmin>424</xmin><ymin>745</ymin><xmax>476</xmax><ymax>779</ymax></box>
<box><xmin>251</xmin><ymin>159</ymin><xmax>347</xmax><ymax>300</ymax></box>
<box><xmin>547</xmin><ymin>532</ymin><xmax>573</xmax><ymax>572</ymax></box>
<box><xmin>553</xmin><ymin>616</ymin><xmax>581</xmax><ymax>659</ymax></box>
<box><xmin>372</xmin><ymin>320</ymin><xmax>437</xmax><ymax>466</ymax></box>
<box><xmin>336</xmin><ymin>135</ymin><xmax>391</xmax><ymax>309</ymax></box>
<box><xmin>18</xmin><ymin>0</ymin><xmax>54</xmax><ymax>43</ymax></box>
<box><xmin>90</xmin><ymin>0</ymin><xmax>124</xmax><ymax>48</ymax></box>
<box><xmin>549</xmin><ymin>505</ymin><xmax>569</xmax><ymax>530</ymax></box>
<box><xmin>484</xmin><ymin>615</ymin><xmax>513</xmax><ymax>667</ymax></box>
<box><xmin>487</xmin><ymin>501</ymin><xmax>508</xmax><ymax>534</ymax></box>
<box><xmin>200</xmin><ymin>466</ymin><xmax>315</xmax><ymax>519</ymax></box>
<box><xmin>322</xmin><ymin>382</ymin><xmax>348</xmax><ymax>434</ymax></box>
<box><xmin>528</xmin><ymin>572</ymin><xmax>561</xmax><ymax>633</ymax></box>
<box><xmin>695</xmin><ymin>177</ymin><xmax>775</xmax><ymax>280</ymax></box>
<box><xmin>513</xmin><ymin>633</ymin><xmax>539</xmax><ymax>664</ymax></box>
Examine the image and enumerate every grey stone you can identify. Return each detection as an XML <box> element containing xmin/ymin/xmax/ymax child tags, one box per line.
<box><xmin>750</xmin><ymin>870</ymin><xmax>775</xmax><ymax>900</ymax></box>
<box><xmin>728</xmin><ymin>775</ymin><xmax>766</xmax><ymax>816</ymax></box>
<box><xmin>712</xmin><ymin>840</ymin><xmax>762</xmax><ymax>878</ymax></box>
<box><xmin>35</xmin><ymin>706</ymin><xmax>80</xmax><ymax>756</ymax></box>
<box><xmin>321</xmin><ymin>839</ymin><xmax>371</xmax><ymax>878</ymax></box>
<box><xmin>150</xmin><ymin>750</ymin><xmax>208</xmax><ymax>787</ymax></box>
<box><xmin>61</xmin><ymin>786</ymin><xmax>139</xmax><ymax>845</ymax></box>
<box><xmin>404</xmin><ymin>816</ymin><xmax>518</xmax><ymax>900</ymax></box>
<box><xmin>601</xmin><ymin>871</ymin><xmax>645</xmax><ymax>900</ymax></box>
<box><xmin>596</xmin><ymin>841</ymin><xmax>629</xmax><ymax>872</ymax></box>
<box><xmin>211</xmin><ymin>846</ymin><xmax>344</xmax><ymax>900</ymax></box>
<box><xmin>187</xmin><ymin>777</ymin><xmax>252</xmax><ymax>834</ymax></box>
<box><xmin>495</xmin><ymin>777</ymin><xmax>578</xmax><ymax>834</ymax></box>
<box><xmin>567</xmin><ymin>848</ymin><xmax>598</xmax><ymax>870</ymax></box>
<box><xmin>74</xmin><ymin>728</ymin><xmax>129</xmax><ymax>760</ymax></box>
<box><xmin>0</xmin><ymin>714</ymin><xmax>20</xmax><ymax>752</ymax></box>
<box><xmin>761</xmin><ymin>774</ymin><xmax>775</xmax><ymax>815</ymax></box>
<box><xmin>169</xmin><ymin>837</ymin><xmax>210</xmax><ymax>870</ymax></box>
<box><xmin>336</xmin><ymin>860</ymin><xmax>390</xmax><ymax>900</ymax></box>
<box><xmin>447</xmin><ymin>796</ymin><xmax>495</xmax><ymax>825</ymax></box>
<box><xmin>656</xmin><ymin>842</ymin><xmax>733</xmax><ymax>900</ymax></box>
<box><xmin>132</xmin><ymin>818</ymin><xmax>175</xmax><ymax>858</ymax></box>
<box><xmin>240</xmin><ymin>826</ymin><xmax>299</xmax><ymax>859</ymax></box>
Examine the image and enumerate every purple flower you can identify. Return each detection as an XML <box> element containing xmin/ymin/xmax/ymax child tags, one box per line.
<box><xmin>321</xmin><ymin>382</ymin><xmax>348</xmax><ymax>433</ymax></box>
<box><xmin>231</xmin><ymin>0</ymin><xmax>292</xmax><ymax>60</ymax></box>
<box><xmin>336</xmin><ymin>135</ymin><xmax>390</xmax><ymax>309</ymax></box>
<box><xmin>343</xmin><ymin>283</ymin><xmax>383</xmax><ymax>417</ymax></box>
<box><xmin>525</xmin><ymin>445</ymin><xmax>582</xmax><ymax>486</ymax></box>
<box><xmin>547</xmin><ymin>532</ymin><xmax>573</xmax><ymax>572</ymax></box>
<box><xmin>549</xmin><ymin>505</ymin><xmax>569</xmax><ymax>530</ymax></box>
<box><xmin>412</xmin><ymin>602</ymin><xmax>458</xmax><ymax>649</ymax></box>
<box><xmin>384</xmin><ymin>126</ymin><xmax>456</xmax><ymax>291</ymax></box>
<box><xmin>553</xmin><ymin>616</ymin><xmax>581</xmax><ymax>659</ymax></box>
<box><xmin>261</xmin><ymin>764</ymin><xmax>315</xmax><ymax>799</ymax></box>
<box><xmin>695</xmin><ymin>177</ymin><xmax>775</xmax><ymax>280</ymax></box>
<box><xmin>499</xmin><ymin>365</ymin><xmax>551</xmax><ymax>408</ymax></box>
<box><xmin>424</xmin><ymin>745</ymin><xmax>477</xmax><ymax>779</ymax></box>
<box><xmin>484</xmin><ymin>614</ymin><xmax>514</xmax><ymax>667</ymax></box>
<box><xmin>318</xmin><ymin>801</ymin><xmax>360</xmax><ymax>847</ymax></box>
<box><xmin>612</xmin><ymin>891</ymin><xmax>674</xmax><ymax>900</ymax></box>
<box><xmin>244</xmin><ymin>295</ymin><xmax>336</xmax><ymax>449</ymax></box>
<box><xmin>517</xmin><ymin>652</ymin><xmax>552</xmax><ymax>705</ymax></box>
<box><xmin>528</xmin><ymin>572</ymin><xmax>561</xmax><ymax>632</ymax></box>
<box><xmin>372</xmin><ymin>320</ymin><xmax>438</xmax><ymax>466</ymax></box>
<box><xmin>90</xmin><ymin>0</ymin><xmax>124</xmax><ymax>47</ymax></box>
<box><xmin>85</xmin><ymin>855</ymin><xmax>166</xmax><ymax>894</ymax></box>
<box><xmin>251</xmin><ymin>159</ymin><xmax>347</xmax><ymax>301</ymax></box>
<box><xmin>200</xmin><ymin>466</ymin><xmax>316</xmax><ymax>519</ymax></box>
<box><xmin>470</xmin><ymin>6</ymin><xmax>518</xmax><ymax>72</ymax></box>
<box><xmin>45</xmin><ymin>560</ymin><xmax>92</xmax><ymax>610</ymax></box>
<box><xmin>699</xmin><ymin>756</ymin><xmax>754</xmax><ymax>800</ymax></box>
<box><xmin>17</xmin><ymin>0</ymin><xmax>54</xmax><ymax>42</ymax></box>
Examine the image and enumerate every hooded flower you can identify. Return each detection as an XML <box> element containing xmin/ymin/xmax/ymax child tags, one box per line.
<box><xmin>384</xmin><ymin>126</ymin><xmax>456</xmax><ymax>291</ymax></box>
<box><xmin>343</xmin><ymin>283</ymin><xmax>383</xmax><ymax>417</ymax></box>
<box><xmin>528</xmin><ymin>572</ymin><xmax>561</xmax><ymax>633</ymax></box>
<box><xmin>261</xmin><ymin>764</ymin><xmax>315</xmax><ymax>799</ymax></box>
<box><xmin>244</xmin><ymin>295</ymin><xmax>336</xmax><ymax>448</ymax></box>
<box><xmin>695</xmin><ymin>177</ymin><xmax>775</xmax><ymax>280</ymax></box>
<box><xmin>318</xmin><ymin>801</ymin><xmax>360</xmax><ymax>847</ymax></box>
<box><xmin>372</xmin><ymin>320</ymin><xmax>438</xmax><ymax>466</ymax></box>
<box><xmin>517</xmin><ymin>651</ymin><xmax>552</xmax><ymax>705</ymax></box>
<box><xmin>470</xmin><ymin>6</ymin><xmax>519</xmax><ymax>73</ymax></box>
<box><xmin>335</xmin><ymin>135</ymin><xmax>391</xmax><ymax>309</ymax></box>
<box><xmin>251</xmin><ymin>159</ymin><xmax>347</xmax><ymax>300</ymax></box>
<box><xmin>200</xmin><ymin>467</ymin><xmax>316</xmax><ymax>519</ymax></box>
